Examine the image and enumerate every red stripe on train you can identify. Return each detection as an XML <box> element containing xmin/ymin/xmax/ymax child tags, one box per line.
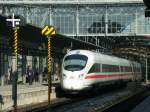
<box><xmin>85</xmin><ymin>74</ymin><xmax>129</xmax><ymax>79</ymax></box>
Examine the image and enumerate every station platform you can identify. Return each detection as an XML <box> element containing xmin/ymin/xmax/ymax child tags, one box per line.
<box><xmin>131</xmin><ymin>95</ymin><xmax>150</xmax><ymax>112</ymax></box>
<box><xmin>0</xmin><ymin>81</ymin><xmax>59</xmax><ymax>111</ymax></box>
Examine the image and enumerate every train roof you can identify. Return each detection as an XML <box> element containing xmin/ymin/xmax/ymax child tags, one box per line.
<box><xmin>67</xmin><ymin>49</ymin><xmax>126</xmax><ymax>60</ymax></box>
<box><xmin>67</xmin><ymin>50</ymin><xmax>140</xmax><ymax>66</ymax></box>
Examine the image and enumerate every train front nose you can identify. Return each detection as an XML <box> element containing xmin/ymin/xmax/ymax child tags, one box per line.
<box><xmin>62</xmin><ymin>79</ymin><xmax>84</xmax><ymax>91</ymax></box>
<box><xmin>61</xmin><ymin>73</ymin><xmax>85</xmax><ymax>91</ymax></box>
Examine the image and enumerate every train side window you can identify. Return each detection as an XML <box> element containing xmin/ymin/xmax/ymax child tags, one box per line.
<box><xmin>88</xmin><ymin>63</ymin><xmax>100</xmax><ymax>73</ymax></box>
<box><xmin>120</xmin><ymin>66</ymin><xmax>124</xmax><ymax>72</ymax></box>
<box><xmin>121</xmin><ymin>66</ymin><xmax>132</xmax><ymax>72</ymax></box>
<box><xmin>102</xmin><ymin>64</ymin><xmax>119</xmax><ymax>72</ymax></box>
<box><xmin>102</xmin><ymin>64</ymin><xmax>110</xmax><ymax>72</ymax></box>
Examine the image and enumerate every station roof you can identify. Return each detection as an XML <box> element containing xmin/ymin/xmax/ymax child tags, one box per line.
<box><xmin>0</xmin><ymin>14</ymin><xmax>102</xmax><ymax>56</ymax></box>
<box><xmin>0</xmin><ymin>0</ymin><xmax>143</xmax><ymax>5</ymax></box>
<box><xmin>0</xmin><ymin>13</ymin><xmax>150</xmax><ymax>59</ymax></box>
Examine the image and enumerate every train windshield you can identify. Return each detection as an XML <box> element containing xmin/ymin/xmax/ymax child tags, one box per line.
<box><xmin>63</xmin><ymin>54</ymin><xmax>88</xmax><ymax>71</ymax></box>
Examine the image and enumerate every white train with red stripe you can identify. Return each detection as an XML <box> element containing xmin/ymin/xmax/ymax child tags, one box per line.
<box><xmin>61</xmin><ymin>50</ymin><xmax>142</xmax><ymax>92</ymax></box>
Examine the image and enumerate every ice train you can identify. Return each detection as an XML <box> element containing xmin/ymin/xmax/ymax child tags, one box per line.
<box><xmin>60</xmin><ymin>50</ymin><xmax>142</xmax><ymax>92</ymax></box>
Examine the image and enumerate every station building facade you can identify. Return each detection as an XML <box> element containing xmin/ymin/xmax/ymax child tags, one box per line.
<box><xmin>0</xmin><ymin>0</ymin><xmax>149</xmax><ymax>86</ymax></box>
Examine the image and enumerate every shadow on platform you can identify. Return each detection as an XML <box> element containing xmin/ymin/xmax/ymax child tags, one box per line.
<box><xmin>0</xmin><ymin>94</ymin><xmax>4</xmax><ymax>110</ymax></box>
<box><xmin>0</xmin><ymin>95</ymin><xmax>4</xmax><ymax>104</ymax></box>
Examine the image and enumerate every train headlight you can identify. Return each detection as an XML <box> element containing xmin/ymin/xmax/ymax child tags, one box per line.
<box><xmin>78</xmin><ymin>74</ymin><xmax>84</xmax><ymax>79</ymax></box>
<box><xmin>63</xmin><ymin>74</ymin><xmax>67</xmax><ymax>79</ymax></box>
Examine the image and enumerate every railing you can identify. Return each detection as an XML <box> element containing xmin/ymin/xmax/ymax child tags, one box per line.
<box><xmin>0</xmin><ymin>0</ymin><xmax>143</xmax><ymax>4</ymax></box>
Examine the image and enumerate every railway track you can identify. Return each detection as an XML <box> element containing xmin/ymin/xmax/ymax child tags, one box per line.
<box><xmin>18</xmin><ymin>98</ymin><xmax>71</xmax><ymax>112</ymax></box>
<box><xmin>99</xmin><ymin>85</ymin><xmax>150</xmax><ymax>112</ymax></box>
<box><xmin>17</xmin><ymin>83</ymin><xmax>149</xmax><ymax>112</ymax></box>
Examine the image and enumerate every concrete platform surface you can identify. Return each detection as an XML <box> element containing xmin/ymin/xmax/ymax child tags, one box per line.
<box><xmin>0</xmin><ymin>81</ymin><xmax>59</xmax><ymax>111</ymax></box>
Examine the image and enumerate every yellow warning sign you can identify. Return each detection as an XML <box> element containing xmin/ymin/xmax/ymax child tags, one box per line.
<box><xmin>41</xmin><ymin>25</ymin><xmax>56</xmax><ymax>37</ymax></box>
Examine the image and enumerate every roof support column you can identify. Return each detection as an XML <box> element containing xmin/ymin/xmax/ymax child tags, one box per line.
<box><xmin>0</xmin><ymin>6</ymin><xmax>3</xmax><ymax>15</ymax></box>
<box><xmin>85</xmin><ymin>36</ymin><xmax>88</xmax><ymax>43</ymax></box>
<box><xmin>135</xmin><ymin>5</ymin><xmax>138</xmax><ymax>34</ymax></box>
<box><xmin>97</xmin><ymin>37</ymin><xmax>100</xmax><ymax>46</ymax></box>
<box><xmin>40</xmin><ymin>8</ymin><xmax>49</xmax><ymax>27</ymax></box>
<box><xmin>49</xmin><ymin>6</ymin><xmax>52</xmax><ymax>25</ymax></box>
<box><xmin>76</xmin><ymin>4</ymin><xmax>79</xmax><ymax>37</ymax></box>
<box><xmin>95</xmin><ymin>37</ymin><xmax>98</xmax><ymax>46</ymax></box>
<box><xmin>105</xmin><ymin>5</ymin><xmax>108</xmax><ymax>36</ymax></box>
<box><xmin>26</xmin><ymin>7</ymin><xmax>30</xmax><ymax>24</ymax></box>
